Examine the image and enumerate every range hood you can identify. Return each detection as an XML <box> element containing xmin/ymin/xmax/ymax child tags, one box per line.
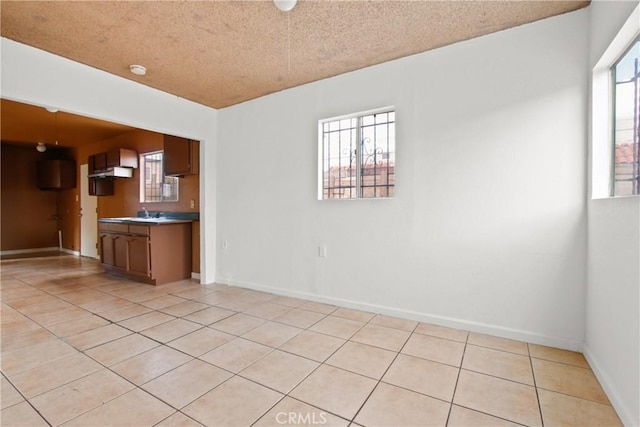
<box><xmin>87</xmin><ymin>166</ymin><xmax>133</xmax><ymax>179</ymax></box>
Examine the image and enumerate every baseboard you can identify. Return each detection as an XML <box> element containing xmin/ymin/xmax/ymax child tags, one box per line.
<box><xmin>60</xmin><ymin>248</ymin><xmax>80</xmax><ymax>256</ymax></box>
<box><xmin>0</xmin><ymin>247</ymin><xmax>59</xmax><ymax>255</ymax></box>
<box><xmin>583</xmin><ymin>344</ymin><xmax>637</xmax><ymax>427</ymax></box>
<box><xmin>191</xmin><ymin>272</ymin><xmax>201</xmax><ymax>280</ymax></box>
<box><xmin>215</xmin><ymin>277</ymin><xmax>583</xmax><ymax>351</ymax></box>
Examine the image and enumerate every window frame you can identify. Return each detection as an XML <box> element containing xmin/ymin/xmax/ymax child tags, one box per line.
<box><xmin>318</xmin><ymin>106</ymin><xmax>396</xmax><ymax>200</ymax></box>
<box><xmin>610</xmin><ymin>35</ymin><xmax>640</xmax><ymax>197</ymax></box>
<box><xmin>139</xmin><ymin>151</ymin><xmax>179</xmax><ymax>203</ymax></box>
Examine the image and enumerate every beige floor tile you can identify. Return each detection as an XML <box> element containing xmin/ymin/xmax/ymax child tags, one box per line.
<box><xmin>309</xmin><ymin>316</ymin><xmax>364</xmax><ymax>340</ymax></box>
<box><xmin>10</xmin><ymin>352</ymin><xmax>102</xmax><ymax>398</ymax></box>
<box><xmin>402</xmin><ymin>333</ymin><xmax>465</xmax><ymax>367</ymax></box>
<box><xmin>98</xmin><ymin>303</ymin><xmax>152</xmax><ymax>322</ymax></box>
<box><xmin>453</xmin><ymin>370</ymin><xmax>541</xmax><ymax>426</ymax></box>
<box><xmin>350</xmin><ymin>323</ymin><xmax>411</xmax><ymax>352</ymax></box>
<box><xmin>243</xmin><ymin>302</ymin><xmax>292</xmax><ymax>320</ymax></box>
<box><xmin>538</xmin><ymin>389</ymin><xmax>622</xmax><ymax>427</ymax></box>
<box><xmin>299</xmin><ymin>301</ymin><xmax>338</xmax><ymax>314</ymax></box>
<box><xmin>242</xmin><ymin>321</ymin><xmax>303</xmax><ymax>347</ymax></box>
<box><xmin>139</xmin><ymin>318</ymin><xmax>202</xmax><ymax>343</ymax></box>
<box><xmin>171</xmin><ymin>286</ymin><xmax>217</xmax><ymax>300</ymax></box>
<box><xmin>111</xmin><ymin>345</ymin><xmax>193</xmax><ymax>385</ymax></box>
<box><xmin>209</xmin><ymin>313</ymin><xmax>265</xmax><ymax>335</ymax></box>
<box><xmin>183</xmin><ymin>306</ymin><xmax>236</xmax><ymax>325</ymax></box>
<box><xmin>280</xmin><ymin>330</ymin><xmax>346</xmax><ymax>362</ymax></box>
<box><xmin>532</xmin><ymin>358</ymin><xmax>609</xmax><ymax>403</ymax></box>
<box><xmin>0</xmin><ymin>328</ymin><xmax>57</xmax><ymax>353</ymax></box>
<box><xmin>30</xmin><ymin>369</ymin><xmax>134</xmax><ymax>426</ymax></box>
<box><xmin>0</xmin><ymin>339</ymin><xmax>78</xmax><ymax>376</ymax></box>
<box><xmin>117</xmin><ymin>311</ymin><xmax>175</xmax><ymax>332</ymax></box>
<box><xmin>0</xmin><ymin>400</ymin><xmax>48</xmax><ymax>426</ymax></box>
<box><xmin>183</xmin><ymin>376</ymin><xmax>283</xmax><ymax>426</ymax></box>
<box><xmin>326</xmin><ymin>341</ymin><xmax>396</xmax><ymax>379</ymax></box>
<box><xmin>269</xmin><ymin>295</ymin><xmax>308</xmax><ymax>308</ymax></box>
<box><xmin>290</xmin><ymin>365</ymin><xmax>377</xmax><ymax>420</ymax></box>
<box><xmin>354</xmin><ymin>382</ymin><xmax>450</xmax><ymax>427</ymax></box>
<box><xmin>167</xmin><ymin>327</ymin><xmax>235</xmax><ymax>356</ymax></box>
<box><xmin>462</xmin><ymin>344</ymin><xmax>534</xmax><ymax>385</ymax></box>
<box><xmin>369</xmin><ymin>314</ymin><xmax>418</xmax><ymax>332</ymax></box>
<box><xmin>142</xmin><ymin>295</ymin><xmax>188</xmax><ymax>310</ymax></box>
<box><xmin>63</xmin><ymin>388</ymin><xmax>174</xmax><ymax>426</ymax></box>
<box><xmin>383</xmin><ymin>353</ymin><xmax>458</xmax><ymax>401</ymax></box>
<box><xmin>331</xmin><ymin>307</ymin><xmax>376</xmax><ymax>323</ymax></box>
<box><xmin>200</xmin><ymin>337</ymin><xmax>273</xmax><ymax>373</ymax></box>
<box><xmin>0</xmin><ymin>316</ymin><xmax>42</xmax><ymax>337</ymax></box>
<box><xmin>46</xmin><ymin>315</ymin><xmax>111</xmax><ymax>338</ymax></box>
<box><xmin>529</xmin><ymin>343</ymin><xmax>589</xmax><ymax>368</ymax></box>
<box><xmin>447</xmin><ymin>405</ymin><xmax>522</xmax><ymax>427</ymax></box>
<box><xmin>241</xmin><ymin>349</ymin><xmax>319</xmax><ymax>393</ymax></box>
<box><xmin>274</xmin><ymin>308</ymin><xmax>326</xmax><ymax>329</ymax></box>
<box><xmin>85</xmin><ymin>333</ymin><xmax>159</xmax><ymax>366</ymax></box>
<box><xmin>31</xmin><ymin>305</ymin><xmax>92</xmax><ymax>327</ymax></box>
<box><xmin>1</xmin><ymin>376</ymin><xmax>24</xmax><ymax>409</ymax></box>
<box><xmin>142</xmin><ymin>359</ymin><xmax>232</xmax><ymax>409</ymax></box>
<box><xmin>255</xmin><ymin>396</ymin><xmax>349</xmax><ymax>427</ymax></box>
<box><xmin>467</xmin><ymin>333</ymin><xmax>528</xmax><ymax>355</ymax></box>
<box><xmin>159</xmin><ymin>300</ymin><xmax>209</xmax><ymax>317</ymax></box>
<box><xmin>64</xmin><ymin>323</ymin><xmax>131</xmax><ymax>350</ymax></box>
<box><xmin>415</xmin><ymin>322</ymin><xmax>468</xmax><ymax>343</ymax></box>
<box><xmin>155</xmin><ymin>411</ymin><xmax>204</xmax><ymax>426</ymax></box>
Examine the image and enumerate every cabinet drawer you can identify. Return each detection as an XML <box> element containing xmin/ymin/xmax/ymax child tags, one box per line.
<box><xmin>99</xmin><ymin>223</ymin><xmax>128</xmax><ymax>233</ymax></box>
<box><xmin>129</xmin><ymin>225</ymin><xmax>150</xmax><ymax>236</ymax></box>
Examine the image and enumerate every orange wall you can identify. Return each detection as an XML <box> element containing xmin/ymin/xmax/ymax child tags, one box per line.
<box><xmin>1</xmin><ymin>143</ymin><xmax>73</xmax><ymax>251</ymax></box>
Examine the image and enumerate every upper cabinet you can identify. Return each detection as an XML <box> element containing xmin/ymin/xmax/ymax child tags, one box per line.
<box><xmin>37</xmin><ymin>159</ymin><xmax>76</xmax><ymax>190</ymax></box>
<box><xmin>164</xmin><ymin>135</ymin><xmax>199</xmax><ymax>177</ymax></box>
<box><xmin>89</xmin><ymin>148</ymin><xmax>138</xmax><ymax>174</ymax></box>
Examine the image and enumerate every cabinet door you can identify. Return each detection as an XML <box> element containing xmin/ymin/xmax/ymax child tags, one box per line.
<box><xmin>164</xmin><ymin>135</ymin><xmax>198</xmax><ymax>176</ymax></box>
<box><xmin>89</xmin><ymin>178</ymin><xmax>114</xmax><ymax>196</ymax></box>
<box><xmin>93</xmin><ymin>153</ymin><xmax>107</xmax><ymax>171</ymax></box>
<box><xmin>99</xmin><ymin>234</ymin><xmax>116</xmax><ymax>267</ymax></box>
<box><xmin>127</xmin><ymin>236</ymin><xmax>151</xmax><ymax>277</ymax></box>
<box><xmin>106</xmin><ymin>150</ymin><xmax>121</xmax><ymax>168</ymax></box>
<box><xmin>114</xmin><ymin>236</ymin><xmax>128</xmax><ymax>270</ymax></box>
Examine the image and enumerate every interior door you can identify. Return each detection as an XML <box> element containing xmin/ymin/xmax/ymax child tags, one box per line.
<box><xmin>80</xmin><ymin>164</ymin><xmax>99</xmax><ymax>258</ymax></box>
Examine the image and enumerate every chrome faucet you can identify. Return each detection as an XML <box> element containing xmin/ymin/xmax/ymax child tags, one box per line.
<box><xmin>142</xmin><ymin>207</ymin><xmax>150</xmax><ymax>218</ymax></box>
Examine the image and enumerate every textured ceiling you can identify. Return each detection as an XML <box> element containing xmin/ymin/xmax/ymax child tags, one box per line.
<box><xmin>1</xmin><ymin>0</ymin><xmax>589</xmax><ymax>110</ymax></box>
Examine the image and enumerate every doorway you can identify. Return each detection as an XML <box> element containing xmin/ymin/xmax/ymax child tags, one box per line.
<box><xmin>80</xmin><ymin>164</ymin><xmax>98</xmax><ymax>258</ymax></box>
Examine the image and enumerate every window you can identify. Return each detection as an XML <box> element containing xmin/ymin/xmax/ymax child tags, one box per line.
<box><xmin>612</xmin><ymin>37</ymin><xmax>640</xmax><ymax>197</ymax></box>
<box><xmin>319</xmin><ymin>108</ymin><xmax>395</xmax><ymax>199</ymax></box>
<box><xmin>140</xmin><ymin>152</ymin><xmax>179</xmax><ymax>202</ymax></box>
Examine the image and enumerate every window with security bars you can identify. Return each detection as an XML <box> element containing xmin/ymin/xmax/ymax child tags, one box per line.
<box><xmin>612</xmin><ymin>38</ymin><xmax>640</xmax><ymax>197</ymax></box>
<box><xmin>140</xmin><ymin>152</ymin><xmax>179</xmax><ymax>203</ymax></box>
<box><xmin>320</xmin><ymin>109</ymin><xmax>395</xmax><ymax>199</ymax></box>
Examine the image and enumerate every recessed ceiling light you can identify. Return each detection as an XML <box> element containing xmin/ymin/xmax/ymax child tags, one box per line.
<box><xmin>274</xmin><ymin>0</ymin><xmax>297</xmax><ymax>12</ymax></box>
<box><xmin>45</xmin><ymin>107</ymin><xmax>58</xmax><ymax>113</ymax></box>
<box><xmin>129</xmin><ymin>64</ymin><xmax>147</xmax><ymax>76</ymax></box>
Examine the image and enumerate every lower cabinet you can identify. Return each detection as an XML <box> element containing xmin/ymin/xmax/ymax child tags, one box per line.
<box><xmin>99</xmin><ymin>221</ymin><xmax>191</xmax><ymax>285</ymax></box>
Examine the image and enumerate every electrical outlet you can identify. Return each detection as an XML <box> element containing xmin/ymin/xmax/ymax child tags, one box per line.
<box><xmin>222</xmin><ymin>240</ymin><xmax>228</xmax><ymax>251</ymax></box>
<box><xmin>190</xmin><ymin>199</ymin><xmax>195</xmax><ymax>209</ymax></box>
<box><xmin>319</xmin><ymin>245</ymin><xmax>327</xmax><ymax>258</ymax></box>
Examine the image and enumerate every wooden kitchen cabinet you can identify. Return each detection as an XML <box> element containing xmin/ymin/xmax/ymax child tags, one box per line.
<box><xmin>106</xmin><ymin>148</ymin><xmax>138</xmax><ymax>169</ymax></box>
<box><xmin>98</xmin><ymin>221</ymin><xmax>191</xmax><ymax>285</ymax></box>
<box><xmin>88</xmin><ymin>177</ymin><xmax>114</xmax><ymax>196</ymax></box>
<box><xmin>89</xmin><ymin>153</ymin><xmax>107</xmax><ymax>173</ymax></box>
<box><xmin>164</xmin><ymin>135</ymin><xmax>199</xmax><ymax>176</ymax></box>
<box><xmin>37</xmin><ymin>159</ymin><xmax>76</xmax><ymax>190</ymax></box>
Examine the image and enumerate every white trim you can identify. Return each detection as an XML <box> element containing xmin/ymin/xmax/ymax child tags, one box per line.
<box><xmin>0</xmin><ymin>247</ymin><xmax>60</xmax><ymax>256</ymax></box>
<box><xmin>191</xmin><ymin>272</ymin><xmax>201</xmax><ymax>280</ymax></box>
<box><xmin>60</xmin><ymin>248</ymin><xmax>81</xmax><ymax>257</ymax></box>
<box><xmin>219</xmin><ymin>277</ymin><xmax>583</xmax><ymax>351</ymax></box>
<box><xmin>583</xmin><ymin>344</ymin><xmax>635</xmax><ymax>427</ymax></box>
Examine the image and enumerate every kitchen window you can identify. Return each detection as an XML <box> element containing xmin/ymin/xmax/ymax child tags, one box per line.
<box><xmin>140</xmin><ymin>152</ymin><xmax>179</xmax><ymax>202</ymax></box>
<box><xmin>611</xmin><ymin>37</ymin><xmax>640</xmax><ymax>197</ymax></box>
<box><xmin>319</xmin><ymin>108</ymin><xmax>395</xmax><ymax>200</ymax></box>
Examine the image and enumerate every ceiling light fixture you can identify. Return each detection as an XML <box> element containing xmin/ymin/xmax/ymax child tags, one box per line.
<box><xmin>45</xmin><ymin>107</ymin><xmax>58</xmax><ymax>113</ymax></box>
<box><xmin>36</xmin><ymin>142</ymin><xmax>47</xmax><ymax>153</ymax></box>
<box><xmin>274</xmin><ymin>0</ymin><xmax>297</xmax><ymax>12</ymax></box>
<box><xmin>129</xmin><ymin>64</ymin><xmax>147</xmax><ymax>76</ymax></box>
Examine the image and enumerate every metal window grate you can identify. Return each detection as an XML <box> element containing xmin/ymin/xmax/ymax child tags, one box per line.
<box><xmin>321</xmin><ymin>109</ymin><xmax>395</xmax><ymax>199</ymax></box>
<box><xmin>612</xmin><ymin>38</ymin><xmax>640</xmax><ymax>197</ymax></box>
<box><xmin>142</xmin><ymin>152</ymin><xmax>179</xmax><ymax>202</ymax></box>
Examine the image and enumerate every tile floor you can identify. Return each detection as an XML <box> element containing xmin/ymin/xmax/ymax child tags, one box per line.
<box><xmin>0</xmin><ymin>255</ymin><xmax>622</xmax><ymax>427</ymax></box>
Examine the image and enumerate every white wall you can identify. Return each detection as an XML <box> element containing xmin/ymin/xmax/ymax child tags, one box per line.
<box><xmin>217</xmin><ymin>10</ymin><xmax>589</xmax><ymax>349</ymax></box>
<box><xmin>0</xmin><ymin>38</ymin><xmax>218</xmax><ymax>283</ymax></box>
<box><xmin>586</xmin><ymin>2</ymin><xmax>640</xmax><ymax>426</ymax></box>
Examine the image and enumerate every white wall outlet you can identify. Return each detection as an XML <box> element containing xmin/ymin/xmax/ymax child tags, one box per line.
<box><xmin>222</xmin><ymin>240</ymin><xmax>228</xmax><ymax>251</ymax></box>
<box><xmin>319</xmin><ymin>245</ymin><xmax>327</xmax><ymax>258</ymax></box>
<box><xmin>190</xmin><ymin>199</ymin><xmax>195</xmax><ymax>209</ymax></box>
